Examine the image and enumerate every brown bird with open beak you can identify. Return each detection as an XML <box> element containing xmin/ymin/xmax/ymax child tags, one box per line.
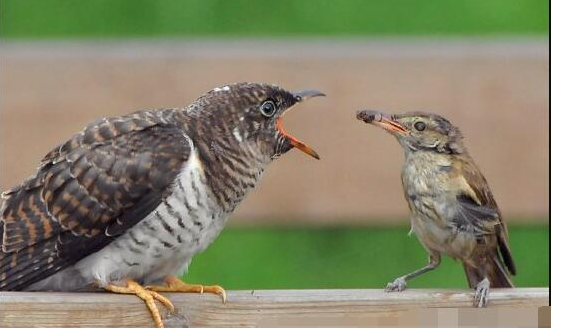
<box><xmin>356</xmin><ymin>110</ymin><xmax>516</xmax><ymax>307</ymax></box>
<box><xmin>0</xmin><ymin>82</ymin><xmax>324</xmax><ymax>328</ymax></box>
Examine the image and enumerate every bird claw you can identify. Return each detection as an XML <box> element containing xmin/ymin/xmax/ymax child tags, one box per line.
<box><xmin>385</xmin><ymin>277</ymin><xmax>407</xmax><ymax>292</ymax></box>
<box><xmin>473</xmin><ymin>278</ymin><xmax>490</xmax><ymax>307</ymax></box>
<box><xmin>103</xmin><ymin>278</ymin><xmax>174</xmax><ymax>328</ymax></box>
<box><xmin>147</xmin><ymin>276</ymin><xmax>227</xmax><ymax>303</ymax></box>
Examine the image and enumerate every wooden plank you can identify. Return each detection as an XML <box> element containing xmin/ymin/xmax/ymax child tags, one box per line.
<box><xmin>0</xmin><ymin>288</ymin><xmax>548</xmax><ymax>328</ymax></box>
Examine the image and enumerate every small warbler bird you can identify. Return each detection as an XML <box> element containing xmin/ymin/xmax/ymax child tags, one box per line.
<box><xmin>356</xmin><ymin>110</ymin><xmax>516</xmax><ymax>307</ymax></box>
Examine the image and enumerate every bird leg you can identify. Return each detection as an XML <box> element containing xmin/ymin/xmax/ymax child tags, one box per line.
<box><xmin>385</xmin><ymin>254</ymin><xmax>441</xmax><ymax>292</ymax></box>
<box><xmin>473</xmin><ymin>277</ymin><xmax>490</xmax><ymax>307</ymax></box>
<box><xmin>146</xmin><ymin>275</ymin><xmax>227</xmax><ymax>303</ymax></box>
<box><xmin>103</xmin><ymin>278</ymin><xmax>174</xmax><ymax>328</ymax></box>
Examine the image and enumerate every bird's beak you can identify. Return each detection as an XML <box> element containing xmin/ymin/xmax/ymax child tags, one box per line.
<box><xmin>275</xmin><ymin>90</ymin><xmax>325</xmax><ymax>160</ymax></box>
<box><xmin>356</xmin><ymin>109</ymin><xmax>408</xmax><ymax>134</ymax></box>
<box><xmin>292</xmin><ymin>90</ymin><xmax>326</xmax><ymax>102</ymax></box>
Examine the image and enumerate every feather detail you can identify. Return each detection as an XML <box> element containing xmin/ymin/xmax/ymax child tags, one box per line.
<box><xmin>1</xmin><ymin>110</ymin><xmax>192</xmax><ymax>290</ymax></box>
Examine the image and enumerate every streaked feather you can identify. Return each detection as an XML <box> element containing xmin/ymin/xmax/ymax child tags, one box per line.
<box><xmin>1</xmin><ymin>111</ymin><xmax>192</xmax><ymax>290</ymax></box>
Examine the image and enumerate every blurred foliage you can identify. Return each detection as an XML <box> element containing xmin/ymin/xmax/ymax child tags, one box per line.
<box><xmin>1</xmin><ymin>0</ymin><xmax>548</xmax><ymax>38</ymax></box>
<box><xmin>184</xmin><ymin>224</ymin><xmax>548</xmax><ymax>289</ymax></box>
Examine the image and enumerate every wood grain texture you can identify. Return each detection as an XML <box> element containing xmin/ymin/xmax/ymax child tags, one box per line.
<box><xmin>0</xmin><ymin>288</ymin><xmax>548</xmax><ymax>328</ymax></box>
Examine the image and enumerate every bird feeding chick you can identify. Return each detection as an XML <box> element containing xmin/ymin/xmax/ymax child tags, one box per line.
<box><xmin>356</xmin><ymin>110</ymin><xmax>516</xmax><ymax>307</ymax></box>
<box><xmin>0</xmin><ymin>82</ymin><xmax>325</xmax><ymax>328</ymax></box>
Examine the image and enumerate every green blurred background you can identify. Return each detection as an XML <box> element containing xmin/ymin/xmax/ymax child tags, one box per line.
<box><xmin>1</xmin><ymin>0</ymin><xmax>548</xmax><ymax>289</ymax></box>
<box><xmin>186</xmin><ymin>225</ymin><xmax>548</xmax><ymax>289</ymax></box>
<box><xmin>1</xmin><ymin>0</ymin><xmax>548</xmax><ymax>38</ymax></box>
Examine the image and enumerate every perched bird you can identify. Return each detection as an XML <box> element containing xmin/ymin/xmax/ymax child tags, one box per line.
<box><xmin>356</xmin><ymin>110</ymin><xmax>516</xmax><ymax>307</ymax></box>
<box><xmin>0</xmin><ymin>82</ymin><xmax>325</xmax><ymax>327</ymax></box>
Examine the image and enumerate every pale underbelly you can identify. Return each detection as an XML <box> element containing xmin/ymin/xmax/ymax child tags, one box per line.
<box><xmin>410</xmin><ymin>215</ymin><xmax>476</xmax><ymax>260</ymax></box>
<box><xmin>28</xmin><ymin>150</ymin><xmax>231</xmax><ymax>290</ymax></box>
<box><xmin>26</xmin><ymin>204</ymin><xmax>228</xmax><ymax>291</ymax></box>
<box><xmin>76</xmin><ymin>200</ymin><xmax>227</xmax><ymax>285</ymax></box>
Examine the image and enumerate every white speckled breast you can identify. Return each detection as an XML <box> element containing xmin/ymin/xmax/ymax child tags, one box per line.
<box><xmin>29</xmin><ymin>137</ymin><xmax>231</xmax><ymax>290</ymax></box>
<box><xmin>76</xmin><ymin>138</ymin><xmax>228</xmax><ymax>286</ymax></box>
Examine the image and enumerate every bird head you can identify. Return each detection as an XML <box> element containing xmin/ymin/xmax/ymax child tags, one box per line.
<box><xmin>192</xmin><ymin>82</ymin><xmax>325</xmax><ymax>160</ymax></box>
<box><xmin>356</xmin><ymin>110</ymin><xmax>465</xmax><ymax>154</ymax></box>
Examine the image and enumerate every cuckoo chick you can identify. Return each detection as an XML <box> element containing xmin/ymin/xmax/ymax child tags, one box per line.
<box><xmin>0</xmin><ymin>82</ymin><xmax>325</xmax><ymax>327</ymax></box>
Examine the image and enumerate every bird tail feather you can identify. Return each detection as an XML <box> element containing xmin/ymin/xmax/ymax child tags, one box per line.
<box><xmin>0</xmin><ymin>238</ymin><xmax>61</xmax><ymax>291</ymax></box>
<box><xmin>463</xmin><ymin>253</ymin><xmax>514</xmax><ymax>289</ymax></box>
<box><xmin>496</xmin><ymin>225</ymin><xmax>517</xmax><ymax>276</ymax></box>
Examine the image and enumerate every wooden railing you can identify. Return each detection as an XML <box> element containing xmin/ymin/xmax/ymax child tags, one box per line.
<box><xmin>0</xmin><ymin>288</ymin><xmax>549</xmax><ymax>328</ymax></box>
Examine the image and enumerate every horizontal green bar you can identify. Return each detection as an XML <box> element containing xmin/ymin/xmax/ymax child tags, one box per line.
<box><xmin>184</xmin><ymin>224</ymin><xmax>548</xmax><ymax>289</ymax></box>
<box><xmin>1</xmin><ymin>0</ymin><xmax>548</xmax><ymax>38</ymax></box>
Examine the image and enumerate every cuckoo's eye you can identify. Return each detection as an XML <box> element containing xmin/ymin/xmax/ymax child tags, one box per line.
<box><xmin>414</xmin><ymin>121</ymin><xmax>426</xmax><ymax>131</ymax></box>
<box><xmin>260</xmin><ymin>100</ymin><xmax>277</xmax><ymax>117</ymax></box>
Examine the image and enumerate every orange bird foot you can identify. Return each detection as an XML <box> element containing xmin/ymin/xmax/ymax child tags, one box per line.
<box><xmin>103</xmin><ymin>278</ymin><xmax>174</xmax><ymax>328</ymax></box>
<box><xmin>146</xmin><ymin>275</ymin><xmax>227</xmax><ymax>303</ymax></box>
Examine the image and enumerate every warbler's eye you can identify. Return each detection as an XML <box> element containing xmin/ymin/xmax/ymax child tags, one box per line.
<box><xmin>260</xmin><ymin>100</ymin><xmax>277</xmax><ymax>117</ymax></box>
<box><xmin>414</xmin><ymin>121</ymin><xmax>426</xmax><ymax>131</ymax></box>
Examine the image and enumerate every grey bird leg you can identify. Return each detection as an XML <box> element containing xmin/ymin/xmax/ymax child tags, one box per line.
<box><xmin>385</xmin><ymin>254</ymin><xmax>441</xmax><ymax>292</ymax></box>
<box><xmin>473</xmin><ymin>277</ymin><xmax>490</xmax><ymax>307</ymax></box>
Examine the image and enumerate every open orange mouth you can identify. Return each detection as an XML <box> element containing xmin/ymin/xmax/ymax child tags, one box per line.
<box><xmin>273</xmin><ymin>89</ymin><xmax>325</xmax><ymax>160</ymax></box>
<box><xmin>276</xmin><ymin>117</ymin><xmax>320</xmax><ymax>160</ymax></box>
